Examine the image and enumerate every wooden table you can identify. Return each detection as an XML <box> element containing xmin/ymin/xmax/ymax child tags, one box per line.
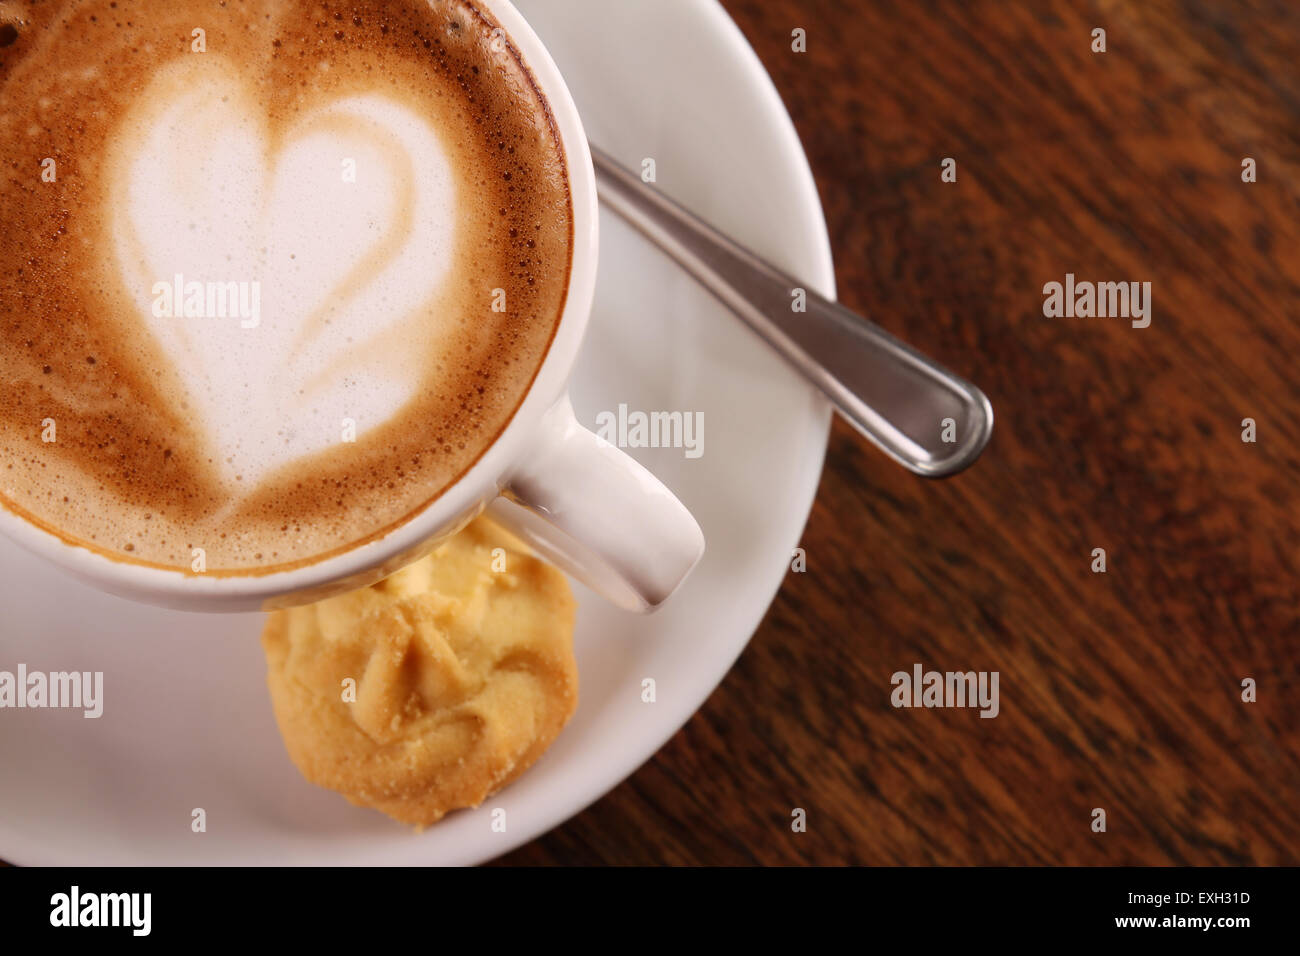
<box><xmin>499</xmin><ymin>0</ymin><xmax>1300</xmax><ymax>865</ymax></box>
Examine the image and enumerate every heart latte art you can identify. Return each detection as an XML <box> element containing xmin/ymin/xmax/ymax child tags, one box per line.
<box><xmin>0</xmin><ymin>0</ymin><xmax>572</xmax><ymax>572</ymax></box>
<box><xmin>116</xmin><ymin>62</ymin><xmax>458</xmax><ymax>490</ymax></box>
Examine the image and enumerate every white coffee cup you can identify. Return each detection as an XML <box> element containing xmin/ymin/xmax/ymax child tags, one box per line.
<box><xmin>0</xmin><ymin>0</ymin><xmax>704</xmax><ymax>614</ymax></box>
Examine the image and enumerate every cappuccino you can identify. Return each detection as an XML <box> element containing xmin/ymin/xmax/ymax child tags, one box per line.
<box><xmin>0</xmin><ymin>0</ymin><xmax>572</xmax><ymax>572</ymax></box>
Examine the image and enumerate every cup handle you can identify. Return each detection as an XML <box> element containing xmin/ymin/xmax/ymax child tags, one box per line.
<box><xmin>487</xmin><ymin>395</ymin><xmax>704</xmax><ymax>612</ymax></box>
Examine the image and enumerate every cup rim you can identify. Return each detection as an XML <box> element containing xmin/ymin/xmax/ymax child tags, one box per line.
<box><xmin>0</xmin><ymin>0</ymin><xmax>600</xmax><ymax>610</ymax></box>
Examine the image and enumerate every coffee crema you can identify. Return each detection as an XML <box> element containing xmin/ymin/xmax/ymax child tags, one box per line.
<box><xmin>0</xmin><ymin>0</ymin><xmax>572</xmax><ymax>573</ymax></box>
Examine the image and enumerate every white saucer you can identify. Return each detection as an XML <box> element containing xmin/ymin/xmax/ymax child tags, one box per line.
<box><xmin>0</xmin><ymin>0</ymin><xmax>833</xmax><ymax>865</ymax></box>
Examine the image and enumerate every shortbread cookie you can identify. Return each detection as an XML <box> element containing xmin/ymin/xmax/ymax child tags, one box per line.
<box><xmin>262</xmin><ymin>516</ymin><xmax>578</xmax><ymax>827</ymax></box>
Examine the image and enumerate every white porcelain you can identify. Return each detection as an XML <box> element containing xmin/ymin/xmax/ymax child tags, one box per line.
<box><xmin>0</xmin><ymin>0</ymin><xmax>834</xmax><ymax>865</ymax></box>
<box><xmin>0</xmin><ymin>0</ymin><xmax>703</xmax><ymax>614</ymax></box>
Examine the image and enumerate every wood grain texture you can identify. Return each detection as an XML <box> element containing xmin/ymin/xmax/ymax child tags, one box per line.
<box><xmin>497</xmin><ymin>0</ymin><xmax>1300</xmax><ymax>865</ymax></box>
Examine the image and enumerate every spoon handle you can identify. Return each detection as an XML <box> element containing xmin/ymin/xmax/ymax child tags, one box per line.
<box><xmin>590</xmin><ymin>145</ymin><xmax>993</xmax><ymax>478</ymax></box>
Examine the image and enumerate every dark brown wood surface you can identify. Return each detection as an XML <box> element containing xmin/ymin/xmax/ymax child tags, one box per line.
<box><xmin>498</xmin><ymin>0</ymin><xmax>1300</xmax><ymax>865</ymax></box>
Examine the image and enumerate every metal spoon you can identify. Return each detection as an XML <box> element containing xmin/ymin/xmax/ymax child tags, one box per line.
<box><xmin>590</xmin><ymin>145</ymin><xmax>993</xmax><ymax>478</ymax></box>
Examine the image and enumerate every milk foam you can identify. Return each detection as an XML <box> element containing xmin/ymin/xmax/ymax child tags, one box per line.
<box><xmin>112</xmin><ymin>57</ymin><xmax>457</xmax><ymax>489</ymax></box>
<box><xmin>0</xmin><ymin>0</ymin><xmax>572</xmax><ymax>572</ymax></box>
